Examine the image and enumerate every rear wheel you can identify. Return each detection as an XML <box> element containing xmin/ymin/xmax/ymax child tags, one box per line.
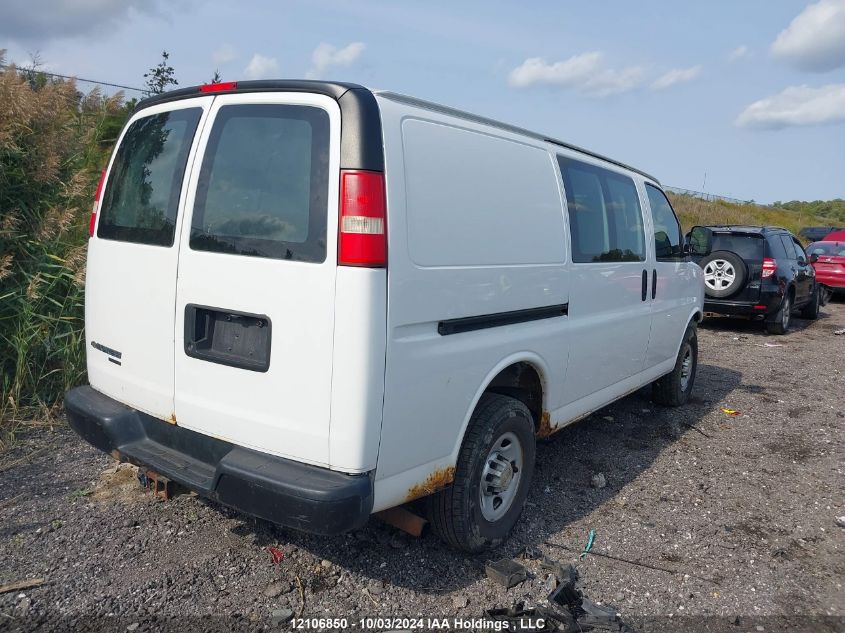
<box><xmin>427</xmin><ymin>393</ymin><xmax>535</xmax><ymax>553</ymax></box>
<box><xmin>766</xmin><ymin>293</ymin><xmax>792</xmax><ymax>335</ymax></box>
<box><xmin>800</xmin><ymin>285</ymin><xmax>820</xmax><ymax>320</ymax></box>
<box><xmin>652</xmin><ymin>325</ymin><xmax>698</xmax><ymax>406</ymax></box>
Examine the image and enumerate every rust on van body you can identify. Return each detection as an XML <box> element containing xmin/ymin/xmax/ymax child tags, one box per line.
<box><xmin>536</xmin><ymin>411</ymin><xmax>554</xmax><ymax>438</ymax></box>
<box><xmin>166</xmin><ymin>413</ymin><xmax>177</xmax><ymax>425</ymax></box>
<box><xmin>405</xmin><ymin>465</ymin><xmax>456</xmax><ymax>502</ymax></box>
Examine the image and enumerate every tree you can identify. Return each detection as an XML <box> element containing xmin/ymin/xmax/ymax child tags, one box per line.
<box><xmin>144</xmin><ymin>51</ymin><xmax>178</xmax><ymax>95</ymax></box>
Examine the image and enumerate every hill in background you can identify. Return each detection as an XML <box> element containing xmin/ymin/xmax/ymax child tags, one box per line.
<box><xmin>668</xmin><ymin>193</ymin><xmax>843</xmax><ymax>240</ymax></box>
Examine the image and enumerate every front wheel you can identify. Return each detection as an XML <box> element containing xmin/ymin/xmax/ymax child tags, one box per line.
<box><xmin>427</xmin><ymin>393</ymin><xmax>536</xmax><ymax>552</ymax></box>
<box><xmin>652</xmin><ymin>325</ymin><xmax>698</xmax><ymax>407</ymax></box>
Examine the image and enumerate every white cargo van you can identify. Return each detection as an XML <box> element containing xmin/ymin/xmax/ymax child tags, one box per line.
<box><xmin>66</xmin><ymin>81</ymin><xmax>704</xmax><ymax>552</ymax></box>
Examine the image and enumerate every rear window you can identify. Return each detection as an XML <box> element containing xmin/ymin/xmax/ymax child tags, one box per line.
<box><xmin>808</xmin><ymin>242</ymin><xmax>845</xmax><ymax>256</ymax></box>
<box><xmin>98</xmin><ymin>108</ymin><xmax>202</xmax><ymax>246</ymax></box>
<box><xmin>710</xmin><ymin>234</ymin><xmax>764</xmax><ymax>260</ymax></box>
<box><xmin>189</xmin><ymin>104</ymin><xmax>330</xmax><ymax>263</ymax></box>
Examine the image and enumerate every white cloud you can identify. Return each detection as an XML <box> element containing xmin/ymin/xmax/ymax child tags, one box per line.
<box><xmin>305</xmin><ymin>42</ymin><xmax>365</xmax><ymax>79</ymax></box>
<box><xmin>0</xmin><ymin>0</ymin><xmax>186</xmax><ymax>40</ymax></box>
<box><xmin>735</xmin><ymin>83</ymin><xmax>845</xmax><ymax>128</ymax></box>
<box><xmin>771</xmin><ymin>0</ymin><xmax>845</xmax><ymax>72</ymax></box>
<box><xmin>508</xmin><ymin>52</ymin><xmax>645</xmax><ymax>97</ymax></box>
<box><xmin>651</xmin><ymin>65</ymin><xmax>702</xmax><ymax>90</ymax></box>
<box><xmin>243</xmin><ymin>53</ymin><xmax>279</xmax><ymax>80</ymax></box>
<box><xmin>729</xmin><ymin>45</ymin><xmax>749</xmax><ymax>62</ymax></box>
<box><xmin>212</xmin><ymin>44</ymin><xmax>237</xmax><ymax>66</ymax></box>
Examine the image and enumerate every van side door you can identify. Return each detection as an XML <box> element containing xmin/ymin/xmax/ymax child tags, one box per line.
<box><xmin>557</xmin><ymin>156</ymin><xmax>652</xmax><ymax>405</ymax></box>
<box><xmin>642</xmin><ymin>183</ymin><xmax>690</xmax><ymax>368</ymax></box>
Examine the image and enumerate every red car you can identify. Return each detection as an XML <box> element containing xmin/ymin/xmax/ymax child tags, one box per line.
<box><xmin>807</xmin><ymin>240</ymin><xmax>845</xmax><ymax>297</ymax></box>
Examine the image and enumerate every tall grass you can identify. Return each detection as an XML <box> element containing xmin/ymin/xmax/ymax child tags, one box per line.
<box><xmin>0</xmin><ymin>56</ymin><xmax>125</xmax><ymax>447</ymax></box>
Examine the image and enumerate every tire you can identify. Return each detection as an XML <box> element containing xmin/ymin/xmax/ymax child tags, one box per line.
<box><xmin>652</xmin><ymin>325</ymin><xmax>698</xmax><ymax>407</ymax></box>
<box><xmin>799</xmin><ymin>284</ymin><xmax>820</xmax><ymax>320</ymax></box>
<box><xmin>765</xmin><ymin>292</ymin><xmax>792</xmax><ymax>335</ymax></box>
<box><xmin>426</xmin><ymin>393</ymin><xmax>536</xmax><ymax>553</ymax></box>
<box><xmin>700</xmin><ymin>251</ymin><xmax>747</xmax><ymax>299</ymax></box>
<box><xmin>819</xmin><ymin>285</ymin><xmax>831</xmax><ymax>306</ymax></box>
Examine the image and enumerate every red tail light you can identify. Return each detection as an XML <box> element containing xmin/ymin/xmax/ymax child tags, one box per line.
<box><xmin>89</xmin><ymin>169</ymin><xmax>106</xmax><ymax>238</ymax></box>
<box><xmin>199</xmin><ymin>81</ymin><xmax>237</xmax><ymax>93</ymax></box>
<box><xmin>339</xmin><ymin>170</ymin><xmax>386</xmax><ymax>267</ymax></box>
<box><xmin>762</xmin><ymin>258</ymin><xmax>777</xmax><ymax>279</ymax></box>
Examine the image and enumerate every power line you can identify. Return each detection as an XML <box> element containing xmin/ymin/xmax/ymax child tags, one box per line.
<box><xmin>0</xmin><ymin>63</ymin><xmax>145</xmax><ymax>93</ymax></box>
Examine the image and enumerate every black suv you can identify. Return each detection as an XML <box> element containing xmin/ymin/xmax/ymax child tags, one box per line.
<box><xmin>687</xmin><ymin>225</ymin><xmax>820</xmax><ymax>334</ymax></box>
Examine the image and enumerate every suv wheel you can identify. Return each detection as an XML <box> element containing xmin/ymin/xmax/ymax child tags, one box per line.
<box><xmin>652</xmin><ymin>325</ymin><xmax>698</xmax><ymax>406</ymax></box>
<box><xmin>766</xmin><ymin>293</ymin><xmax>792</xmax><ymax>335</ymax></box>
<box><xmin>700</xmin><ymin>251</ymin><xmax>747</xmax><ymax>299</ymax></box>
<box><xmin>427</xmin><ymin>393</ymin><xmax>535</xmax><ymax>552</ymax></box>
<box><xmin>799</xmin><ymin>284</ymin><xmax>820</xmax><ymax>320</ymax></box>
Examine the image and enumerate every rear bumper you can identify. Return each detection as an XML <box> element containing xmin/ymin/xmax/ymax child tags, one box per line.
<box><xmin>704</xmin><ymin>286</ymin><xmax>784</xmax><ymax>317</ymax></box>
<box><xmin>64</xmin><ymin>386</ymin><xmax>373</xmax><ymax>535</ymax></box>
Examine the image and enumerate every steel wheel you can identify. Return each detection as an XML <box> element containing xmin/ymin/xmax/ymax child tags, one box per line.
<box><xmin>703</xmin><ymin>259</ymin><xmax>736</xmax><ymax>292</ymax></box>
<box><xmin>679</xmin><ymin>345</ymin><xmax>693</xmax><ymax>392</ymax></box>
<box><xmin>479</xmin><ymin>431</ymin><xmax>523</xmax><ymax>522</ymax></box>
<box><xmin>781</xmin><ymin>295</ymin><xmax>791</xmax><ymax>329</ymax></box>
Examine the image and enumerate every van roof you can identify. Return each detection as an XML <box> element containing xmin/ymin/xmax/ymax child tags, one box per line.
<box><xmin>374</xmin><ymin>90</ymin><xmax>660</xmax><ymax>184</ymax></box>
<box><xmin>136</xmin><ymin>80</ymin><xmax>659</xmax><ymax>184</ymax></box>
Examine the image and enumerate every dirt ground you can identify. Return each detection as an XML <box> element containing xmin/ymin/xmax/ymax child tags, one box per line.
<box><xmin>2</xmin><ymin>301</ymin><xmax>844</xmax><ymax>632</ymax></box>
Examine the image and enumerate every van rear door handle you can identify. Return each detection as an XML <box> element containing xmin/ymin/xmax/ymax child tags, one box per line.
<box><xmin>652</xmin><ymin>268</ymin><xmax>657</xmax><ymax>300</ymax></box>
<box><xmin>641</xmin><ymin>270</ymin><xmax>648</xmax><ymax>302</ymax></box>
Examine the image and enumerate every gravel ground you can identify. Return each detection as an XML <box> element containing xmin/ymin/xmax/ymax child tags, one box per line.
<box><xmin>2</xmin><ymin>301</ymin><xmax>844</xmax><ymax>632</ymax></box>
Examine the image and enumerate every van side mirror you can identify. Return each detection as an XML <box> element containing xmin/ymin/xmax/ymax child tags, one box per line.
<box><xmin>809</xmin><ymin>253</ymin><xmax>819</xmax><ymax>264</ymax></box>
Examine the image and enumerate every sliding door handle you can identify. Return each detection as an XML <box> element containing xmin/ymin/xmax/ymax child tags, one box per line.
<box><xmin>652</xmin><ymin>268</ymin><xmax>657</xmax><ymax>300</ymax></box>
<box><xmin>641</xmin><ymin>270</ymin><xmax>648</xmax><ymax>302</ymax></box>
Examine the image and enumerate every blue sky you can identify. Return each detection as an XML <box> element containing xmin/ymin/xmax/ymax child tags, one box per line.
<box><xmin>2</xmin><ymin>0</ymin><xmax>844</xmax><ymax>203</ymax></box>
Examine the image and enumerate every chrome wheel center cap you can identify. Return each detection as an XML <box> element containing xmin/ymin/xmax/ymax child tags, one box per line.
<box><xmin>487</xmin><ymin>455</ymin><xmax>514</xmax><ymax>493</ymax></box>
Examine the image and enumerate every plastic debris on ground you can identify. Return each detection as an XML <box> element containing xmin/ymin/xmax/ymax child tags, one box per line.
<box><xmin>485</xmin><ymin>558</ymin><xmax>529</xmax><ymax>589</ymax></box>
<box><xmin>720</xmin><ymin>408</ymin><xmax>742</xmax><ymax>417</ymax></box>
<box><xmin>268</xmin><ymin>546</ymin><xmax>285</xmax><ymax>564</ymax></box>
<box><xmin>580</xmin><ymin>528</ymin><xmax>596</xmax><ymax>559</ymax></box>
<box><xmin>835</xmin><ymin>328</ymin><xmax>845</xmax><ymax>336</ymax></box>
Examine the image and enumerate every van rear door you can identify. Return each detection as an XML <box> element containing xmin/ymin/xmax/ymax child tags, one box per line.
<box><xmin>87</xmin><ymin>98</ymin><xmax>211</xmax><ymax>420</ymax></box>
<box><xmin>173</xmin><ymin>93</ymin><xmax>340</xmax><ymax>468</ymax></box>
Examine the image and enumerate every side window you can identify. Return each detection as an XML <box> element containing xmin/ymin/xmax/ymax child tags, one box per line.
<box><xmin>792</xmin><ymin>239</ymin><xmax>807</xmax><ymax>262</ymax></box>
<box><xmin>558</xmin><ymin>157</ymin><xmax>645</xmax><ymax>263</ymax></box>
<box><xmin>779</xmin><ymin>235</ymin><xmax>796</xmax><ymax>260</ymax></box>
<box><xmin>767</xmin><ymin>235</ymin><xmax>788</xmax><ymax>260</ymax></box>
<box><xmin>645</xmin><ymin>184</ymin><xmax>683</xmax><ymax>260</ymax></box>
<box><xmin>98</xmin><ymin>108</ymin><xmax>202</xmax><ymax>246</ymax></box>
<box><xmin>190</xmin><ymin>104</ymin><xmax>330</xmax><ymax>263</ymax></box>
